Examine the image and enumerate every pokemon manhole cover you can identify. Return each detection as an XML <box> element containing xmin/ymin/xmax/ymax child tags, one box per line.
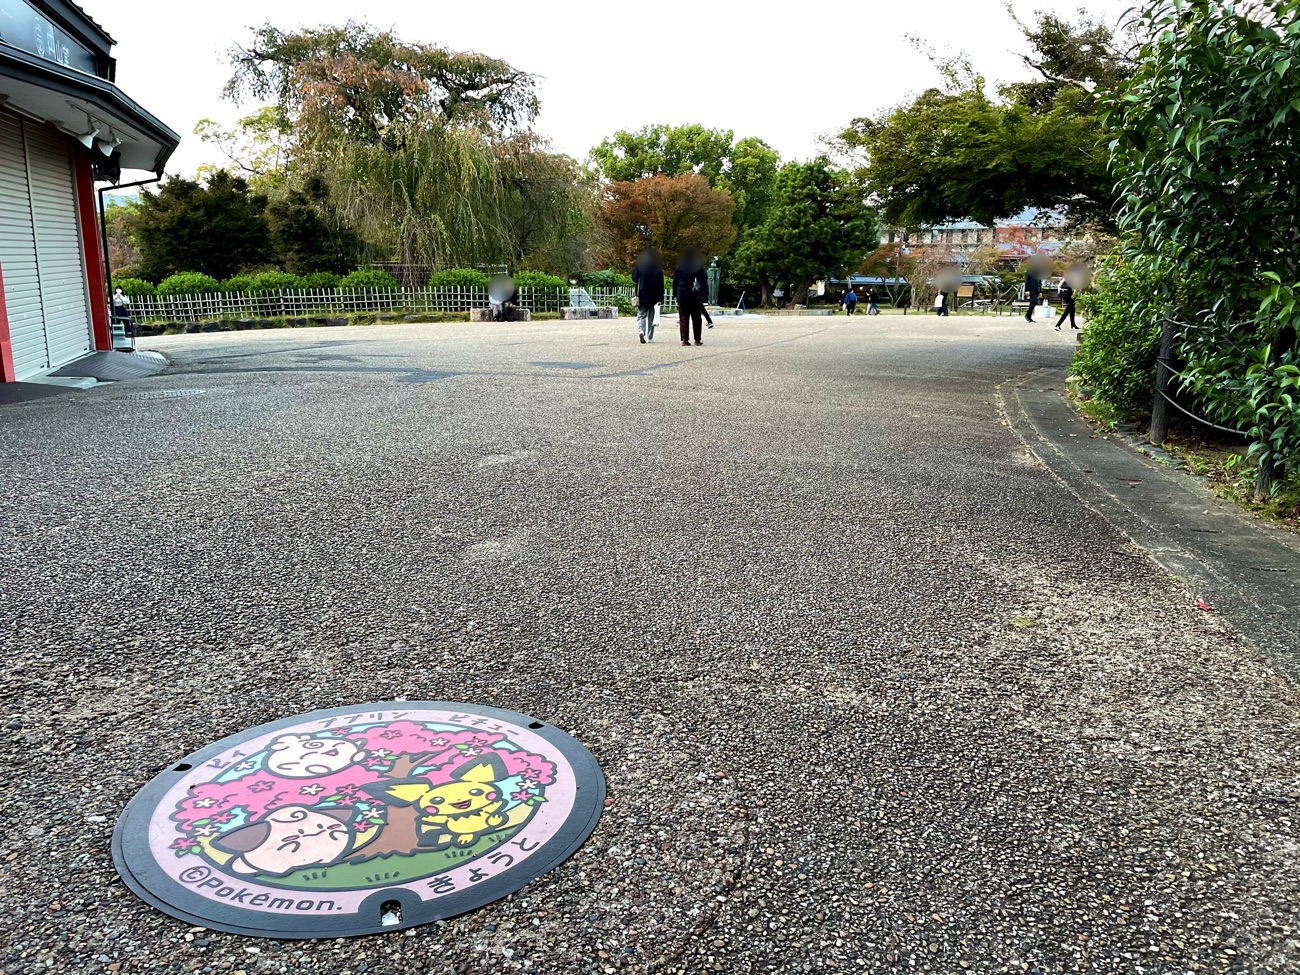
<box><xmin>112</xmin><ymin>702</ymin><xmax>605</xmax><ymax>938</ymax></box>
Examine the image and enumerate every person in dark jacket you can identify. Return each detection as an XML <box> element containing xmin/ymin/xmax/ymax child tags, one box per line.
<box><xmin>674</xmin><ymin>246</ymin><xmax>708</xmax><ymax>346</ymax></box>
<box><xmin>1055</xmin><ymin>280</ymin><xmax>1079</xmax><ymax>331</ymax></box>
<box><xmin>867</xmin><ymin>287</ymin><xmax>880</xmax><ymax>315</ymax></box>
<box><xmin>1024</xmin><ymin>270</ymin><xmax>1042</xmax><ymax>322</ymax></box>
<box><xmin>631</xmin><ymin>248</ymin><xmax>665</xmax><ymax>343</ymax></box>
<box><xmin>844</xmin><ymin>288</ymin><xmax>859</xmax><ymax>315</ymax></box>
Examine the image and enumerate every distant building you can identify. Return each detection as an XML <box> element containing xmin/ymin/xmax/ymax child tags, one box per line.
<box><xmin>0</xmin><ymin>0</ymin><xmax>179</xmax><ymax>382</ymax></box>
<box><xmin>879</xmin><ymin>209</ymin><xmax>1069</xmax><ymax>267</ymax></box>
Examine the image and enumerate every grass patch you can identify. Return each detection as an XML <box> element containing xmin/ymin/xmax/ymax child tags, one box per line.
<box><xmin>1161</xmin><ymin>431</ymin><xmax>1300</xmax><ymax>533</ymax></box>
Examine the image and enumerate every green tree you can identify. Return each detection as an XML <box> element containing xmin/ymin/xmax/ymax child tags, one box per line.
<box><xmin>265</xmin><ymin>175</ymin><xmax>361</xmax><ymax>274</ymax></box>
<box><xmin>332</xmin><ymin>124</ymin><xmax>508</xmax><ymax>271</ymax></box>
<box><xmin>104</xmin><ymin>197</ymin><xmax>141</xmax><ymax>273</ymax></box>
<box><xmin>731</xmin><ymin>159</ymin><xmax>877</xmax><ymax>307</ymax></box>
<box><xmin>497</xmin><ymin>134</ymin><xmax>590</xmax><ymax>272</ymax></box>
<box><xmin>717</xmin><ymin>137</ymin><xmax>781</xmax><ymax>233</ymax></box>
<box><xmin>132</xmin><ymin>170</ymin><xmax>272</xmax><ymax>282</ymax></box>
<box><xmin>194</xmin><ymin>107</ymin><xmax>293</xmax><ymax>190</ymax></box>
<box><xmin>588</xmin><ymin>124</ymin><xmax>735</xmax><ymax>184</ymax></box>
<box><xmin>838</xmin><ymin>11</ymin><xmax>1130</xmax><ymax>229</ymax></box>
<box><xmin>589</xmin><ymin>127</ymin><xmax>781</xmax><ymax>237</ymax></box>
<box><xmin>1108</xmin><ymin>0</ymin><xmax>1300</xmax><ymax>494</ymax></box>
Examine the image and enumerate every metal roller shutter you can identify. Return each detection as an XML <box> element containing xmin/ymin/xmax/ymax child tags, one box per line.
<box><xmin>24</xmin><ymin>124</ymin><xmax>92</xmax><ymax>371</ymax></box>
<box><xmin>0</xmin><ymin>114</ymin><xmax>45</xmax><ymax>378</ymax></box>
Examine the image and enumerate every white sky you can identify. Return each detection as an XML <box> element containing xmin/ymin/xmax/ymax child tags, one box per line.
<box><xmin>85</xmin><ymin>0</ymin><xmax>1126</xmax><ymax>178</ymax></box>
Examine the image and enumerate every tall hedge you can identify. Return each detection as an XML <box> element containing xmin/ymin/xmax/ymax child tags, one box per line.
<box><xmin>1073</xmin><ymin>255</ymin><xmax>1165</xmax><ymax>415</ymax></box>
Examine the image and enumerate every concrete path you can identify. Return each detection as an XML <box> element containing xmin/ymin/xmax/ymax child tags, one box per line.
<box><xmin>1003</xmin><ymin>368</ymin><xmax>1300</xmax><ymax>676</ymax></box>
<box><xmin>3</xmin><ymin>316</ymin><xmax>1299</xmax><ymax>974</ymax></box>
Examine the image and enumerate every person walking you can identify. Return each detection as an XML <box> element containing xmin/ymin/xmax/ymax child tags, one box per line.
<box><xmin>631</xmin><ymin>248</ymin><xmax>665</xmax><ymax>343</ymax></box>
<box><xmin>1024</xmin><ymin>269</ymin><xmax>1042</xmax><ymax>323</ymax></box>
<box><xmin>867</xmin><ymin>287</ymin><xmax>880</xmax><ymax>315</ymax></box>
<box><xmin>1054</xmin><ymin>279</ymin><xmax>1079</xmax><ymax>331</ymax></box>
<box><xmin>934</xmin><ymin>290</ymin><xmax>949</xmax><ymax>316</ymax></box>
<box><xmin>674</xmin><ymin>246</ymin><xmax>708</xmax><ymax>346</ymax></box>
<box><xmin>844</xmin><ymin>288</ymin><xmax>859</xmax><ymax>315</ymax></box>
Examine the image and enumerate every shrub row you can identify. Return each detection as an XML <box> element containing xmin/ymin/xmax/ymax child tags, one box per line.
<box><xmin>114</xmin><ymin>269</ymin><xmax>402</xmax><ymax>297</ymax></box>
<box><xmin>111</xmin><ymin>267</ymin><xmax>599</xmax><ymax>298</ymax></box>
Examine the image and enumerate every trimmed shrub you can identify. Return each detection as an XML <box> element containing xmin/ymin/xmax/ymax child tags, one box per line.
<box><xmin>115</xmin><ymin>264</ymin><xmax>145</xmax><ymax>281</ymax></box>
<box><xmin>578</xmin><ymin>269</ymin><xmax>634</xmax><ymax>290</ymax></box>
<box><xmin>157</xmin><ymin>272</ymin><xmax>221</xmax><ymax>296</ymax></box>
<box><xmin>1073</xmin><ymin>255</ymin><xmax>1165</xmax><ymax>416</ymax></box>
<box><xmin>220</xmin><ymin>275</ymin><xmax>256</xmax><ymax>293</ymax></box>
<box><xmin>340</xmin><ymin>269</ymin><xmax>399</xmax><ymax>290</ymax></box>
<box><xmin>300</xmin><ymin>271</ymin><xmax>342</xmax><ymax>290</ymax></box>
<box><xmin>429</xmin><ymin>268</ymin><xmax>489</xmax><ymax>288</ymax></box>
<box><xmin>112</xmin><ymin>278</ymin><xmax>157</xmax><ymax>297</ymax></box>
<box><xmin>247</xmin><ymin>271</ymin><xmax>304</xmax><ymax>293</ymax></box>
<box><xmin>512</xmin><ymin>270</ymin><xmax>568</xmax><ymax>291</ymax></box>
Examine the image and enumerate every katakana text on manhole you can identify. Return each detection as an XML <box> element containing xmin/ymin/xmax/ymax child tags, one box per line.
<box><xmin>112</xmin><ymin>702</ymin><xmax>606</xmax><ymax>938</ymax></box>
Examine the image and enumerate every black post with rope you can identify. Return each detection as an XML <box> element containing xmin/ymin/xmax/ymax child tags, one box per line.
<box><xmin>1149</xmin><ymin>311</ymin><xmax>1276</xmax><ymax>498</ymax></box>
<box><xmin>1150</xmin><ymin>312</ymin><xmax>1176</xmax><ymax>446</ymax></box>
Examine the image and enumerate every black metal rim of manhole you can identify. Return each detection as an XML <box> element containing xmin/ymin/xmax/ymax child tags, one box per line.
<box><xmin>112</xmin><ymin>702</ymin><xmax>606</xmax><ymax>939</ymax></box>
<box><xmin>122</xmin><ymin>388</ymin><xmax>206</xmax><ymax>400</ymax></box>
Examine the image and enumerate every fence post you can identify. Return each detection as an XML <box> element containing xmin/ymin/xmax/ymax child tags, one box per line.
<box><xmin>1149</xmin><ymin>311</ymin><xmax>1176</xmax><ymax>447</ymax></box>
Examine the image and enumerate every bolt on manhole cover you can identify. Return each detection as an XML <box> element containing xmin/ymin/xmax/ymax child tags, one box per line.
<box><xmin>124</xmin><ymin>388</ymin><xmax>206</xmax><ymax>400</ymax></box>
<box><xmin>112</xmin><ymin>702</ymin><xmax>606</xmax><ymax>938</ymax></box>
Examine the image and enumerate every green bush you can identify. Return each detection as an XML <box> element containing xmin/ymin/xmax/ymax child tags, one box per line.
<box><xmin>1072</xmin><ymin>255</ymin><xmax>1165</xmax><ymax>416</ymax></box>
<box><xmin>247</xmin><ymin>271</ymin><xmax>304</xmax><ymax>293</ymax></box>
<box><xmin>512</xmin><ymin>270</ymin><xmax>568</xmax><ymax>291</ymax></box>
<box><xmin>157</xmin><ymin>272</ymin><xmax>221</xmax><ymax>296</ymax></box>
<box><xmin>429</xmin><ymin>268</ymin><xmax>489</xmax><ymax>288</ymax></box>
<box><xmin>115</xmin><ymin>264</ymin><xmax>145</xmax><ymax>281</ymax></box>
<box><xmin>340</xmin><ymin>268</ymin><xmax>399</xmax><ymax>290</ymax></box>
<box><xmin>220</xmin><ymin>275</ymin><xmax>256</xmax><ymax>293</ymax></box>
<box><xmin>300</xmin><ymin>271</ymin><xmax>342</xmax><ymax>290</ymax></box>
<box><xmin>578</xmin><ymin>269</ymin><xmax>634</xmax><ymax>290</ymax></box>
<box><xmin>112</xmin><ymin>277</ymin><xmax>157</xmax><ymax>297</ymax></box>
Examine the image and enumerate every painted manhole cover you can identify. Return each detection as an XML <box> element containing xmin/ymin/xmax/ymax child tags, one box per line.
<box><xmin>112</xmin><ymin>702</ymin><xmax>605</xmax><ymax>938</ymax></box>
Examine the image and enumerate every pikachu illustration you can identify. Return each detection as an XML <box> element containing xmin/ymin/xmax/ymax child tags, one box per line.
<box><xmin>367</xmin><ymin>753</ymin><xmax>535</xmax><ymax>850</ymax></box>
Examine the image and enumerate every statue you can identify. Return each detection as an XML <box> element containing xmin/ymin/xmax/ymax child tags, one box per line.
<box><xmin>706</xmin><ymin>257</ymin><xmax>721</xmax><ymax>306</ymax></box>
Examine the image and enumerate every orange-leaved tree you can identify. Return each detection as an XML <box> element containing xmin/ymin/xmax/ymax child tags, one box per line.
<box><xmin>593</xmin><ymin>173</ymin><xmax>736</xmax><ymax>271</ymax></box>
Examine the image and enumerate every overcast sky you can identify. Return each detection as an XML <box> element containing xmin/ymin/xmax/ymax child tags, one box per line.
<box><xmin>85</xmin><ymin>0</ymin><xmax>1126</xmax><ymax>178</ymax></box>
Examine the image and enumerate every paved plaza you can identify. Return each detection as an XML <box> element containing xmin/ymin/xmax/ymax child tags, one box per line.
<box><xmin>3</xmin><ymin>315</ymin><xmax>1299</xmax><ymax>973</ymax></box>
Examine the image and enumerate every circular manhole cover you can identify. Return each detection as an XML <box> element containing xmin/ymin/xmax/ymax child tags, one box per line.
<box><xmin>125</xmin><ymin>388</ymin><xmax>206</xmax><ymax>400</ymax></box>
<box><xmin>112</xmin><ymin>702</ymin><xmax>605</xmax><ymax>938</ymax></box>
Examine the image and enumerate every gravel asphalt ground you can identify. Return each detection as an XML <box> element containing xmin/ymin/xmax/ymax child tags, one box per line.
<box><xmin>3</xmin><ymin>315</ymin><xmax>1299</xmax><ymax>974</ymax></box>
